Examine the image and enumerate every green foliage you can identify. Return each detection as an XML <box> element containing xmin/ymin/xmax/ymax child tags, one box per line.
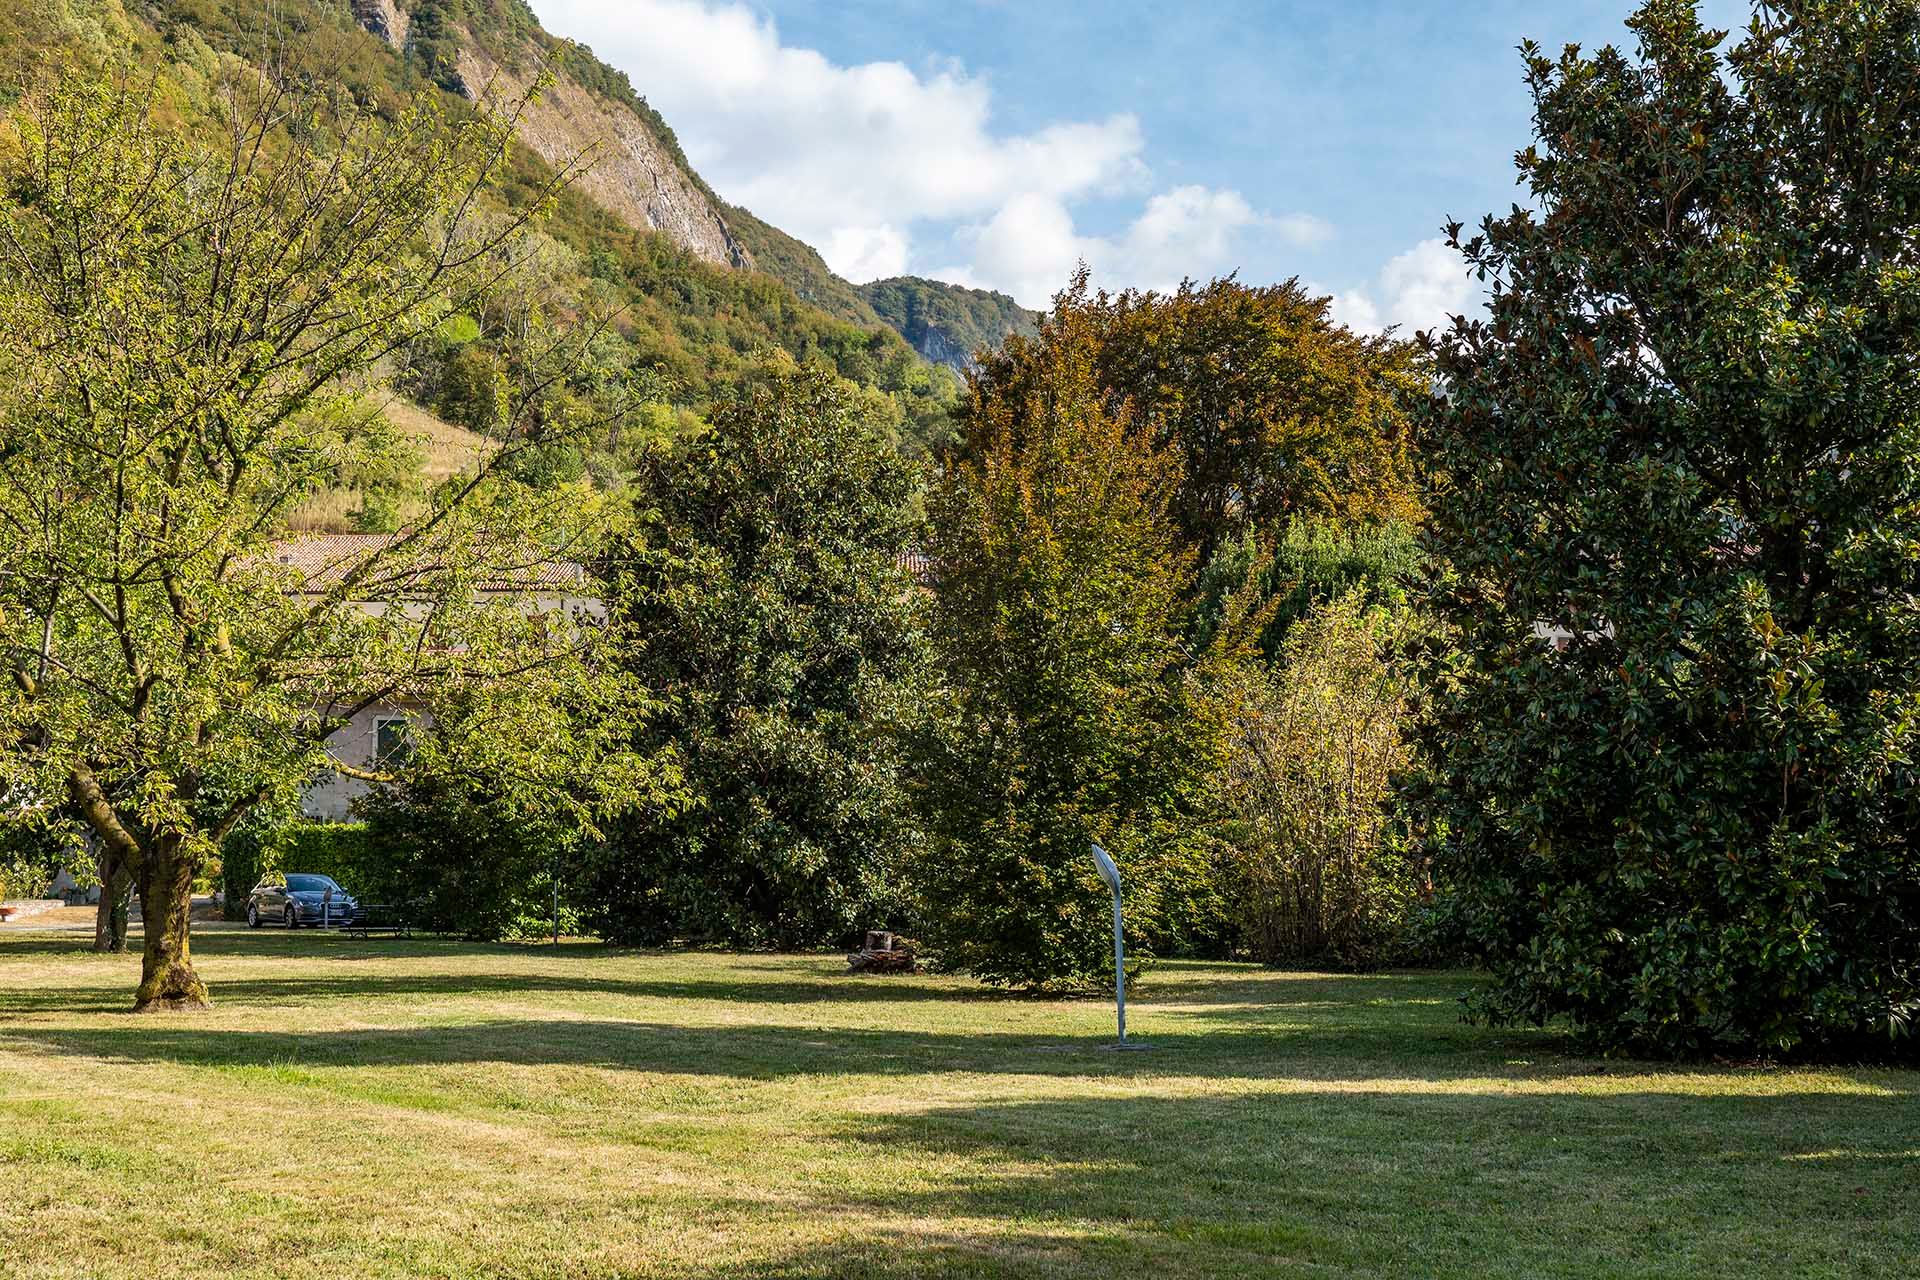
<box><xmin>719</xmin><ymin>201</ymin><xmax>881</xmax><ymax>327</ymax></box>
<box><xmin>262</xmin><ymin>822</ymin><xmax>377</xmax><ymax>895</ymax></box>
<box><xmin>1218</xmin><ymin>595</ymin><xmax>1421</xmax><ymax>967</ymax></box>
<box><xmin>357</xmin><ymin>776</ymin><xmax>568</xmax><ymax>940</ymax></box>
<box><xmin>0</xmin><ymin>805</ymin><xmax>87</xmax><ymax>901</ymax></box>
<box><xmin>405</xmin><ymin>0</ymin><xmax>474</xmax><ymax>95</ymax></box>
<box><xmin>0</xmin><ymin>66</ymin><xmax>670</xmax><ymax>1005</ymax></box>
<box><xmin>218</xmin><ymin>794</ymin><xmax>302</xmax><ymax>919</ymax></box>
<box><xmin>857</xmin><ymin>276</ymin><xmax>1039</xmax><ymax>370</ymax></box>
<box><xmin>1190</xmin><ymin>518</ymin><xmax>1424</xmax><ymax>655</ymax></box>
<box><xmin>437</xmin><ymin>344</ymin><xmax>508</xmax><ymax>434</ymax></box>
<box><xmin>1417</xmin><ymin>1</ymin><xmax>1920</xmax><ymax>1057</ymax></box>
<box><xmin>585</xmin><ymin>366</ymin><xmax>928</xmax><ymax>949</ymax></box>
<box><xmin>914</xmin><ymin>294</ymin><xmax>1210</xmax><ymax>987</ymax></box>
<box><xmin>13</xmin><ymin>0</ymin><xmax>962</xmax><ymax>463</ymax></box>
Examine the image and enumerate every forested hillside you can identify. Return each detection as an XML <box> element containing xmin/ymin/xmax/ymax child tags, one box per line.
<box><xmin>859</xmin><ymin>276</ymin><xmax>1041</xmax><ymax>372</ymax></box>
<box><xmin>0</xmin><ymin>0</ymin><xmax>966</xmax><ymax>532</ymax></box>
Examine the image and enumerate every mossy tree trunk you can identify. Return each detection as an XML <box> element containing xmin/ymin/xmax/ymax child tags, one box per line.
<box><xmin>91</xmin><ymin>847</ymin><xmax>134</xmax><ymax>954</ymax></box>
<box><xmin>133</xmin><ymin>834</ymin><xmax>207</xmax><ymax>1011</ymax></box>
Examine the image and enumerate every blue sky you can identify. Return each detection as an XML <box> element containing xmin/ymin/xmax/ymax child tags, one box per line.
<box><xmin>536</xmin><ymin>0</ymin><xmax>1751</xmax><ymax>329</ymax></box>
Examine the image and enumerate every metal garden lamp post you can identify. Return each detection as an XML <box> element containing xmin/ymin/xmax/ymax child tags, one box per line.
<box><xmin>1090</xmin><ymin>841</ymin><xmax>1142</xmax><ymax>1047</ymax></box>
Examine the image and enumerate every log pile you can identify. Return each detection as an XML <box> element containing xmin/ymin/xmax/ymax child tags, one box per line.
<box><xmin>846</xmin><ymin>930</ymin><xmax>917</xmax><ymax>975</ymax></box>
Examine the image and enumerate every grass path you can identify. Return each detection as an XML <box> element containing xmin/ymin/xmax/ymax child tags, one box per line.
<box><xmin>1</xmin><ymin>935</ymin><xmax>1914</xmax><ymax>1278</ymax></box>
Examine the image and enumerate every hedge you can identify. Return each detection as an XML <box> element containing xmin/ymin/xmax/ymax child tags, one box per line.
<box><xmin>223</xmin><ymin>821</ymin><xmax>378</xmax><ymax>918</ymax></box>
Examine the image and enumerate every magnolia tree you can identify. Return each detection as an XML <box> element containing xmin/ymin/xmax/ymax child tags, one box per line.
<box><xmin>0</xmin><ymin>71</ymin><xmax>665</xmax><ymax>1009</ymax></box>
<box><xmin>1418</xmin><ymin>1</ymin><xmax>1920</xmax><ymax>1056</ymax></box>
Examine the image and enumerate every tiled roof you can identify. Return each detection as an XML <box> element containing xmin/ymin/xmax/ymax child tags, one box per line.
<box><xmin>270</xmin><ymin>533</ymin><xmax>587</xmax><ymax>594</ymax></box>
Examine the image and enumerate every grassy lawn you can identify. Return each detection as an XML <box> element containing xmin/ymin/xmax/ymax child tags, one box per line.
<box><xmin>1</xmin><ymin>934</ymin><xmax>1915</xmax><ymax>1279</ymax></box>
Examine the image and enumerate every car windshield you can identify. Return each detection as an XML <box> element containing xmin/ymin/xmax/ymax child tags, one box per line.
<box><xmin>284</xmin><ymin>875</ymin><xmax>340</xmax><ymax>894</ymax></box>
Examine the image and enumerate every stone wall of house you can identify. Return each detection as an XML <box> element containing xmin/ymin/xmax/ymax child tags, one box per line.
<box><xmin>302</xmin><ymin>703</ymin><xmax>426</xmax><ymax>821</ymax></box>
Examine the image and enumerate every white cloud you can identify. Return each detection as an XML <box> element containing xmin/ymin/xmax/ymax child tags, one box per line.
<box><xmin>823</xmin><ymin>225</ymin><xmax>910</xmax><ymax>282</ymax></box>
<box><xmin>955</xmin><ymin>185</ymin><xmax>1273</xmax><ymax>308</ymax></box>
<box><xmin>1329</xmin><ymin>238</ymin><xmax>1476</xmax><ymax>335</ymax></box>
<box><xmin>534</xmin><ymin>0</ymin><xmax>1323</xmax><ymax>304</ymax></box>
<box><xmin>1273</xmin><ymin>213</ymin><xmax>1336</xmax><ymax>247</ymax></box>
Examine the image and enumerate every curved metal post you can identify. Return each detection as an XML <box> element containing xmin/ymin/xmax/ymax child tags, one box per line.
<box><xmin>1090</xmin><ymin>842</ymin><xmax>1127</xmax><ymax>1043</ymax></box>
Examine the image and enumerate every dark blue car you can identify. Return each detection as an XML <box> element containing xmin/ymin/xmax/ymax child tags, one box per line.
<box><xmin>246</xmin><ymin>874</ymin><xmax>360</xmax><ymax>929</ymax></box>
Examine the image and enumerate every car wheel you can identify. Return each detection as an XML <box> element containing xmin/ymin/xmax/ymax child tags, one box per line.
<box><xmin>247</xmin><ymin>904</ymin><xmax>259</xmax><ymax>929</ymax></box>
<box><xmin>284</xmin><ymin>905</ymin><xmax>298</xmax><ymax>929</ymax></box>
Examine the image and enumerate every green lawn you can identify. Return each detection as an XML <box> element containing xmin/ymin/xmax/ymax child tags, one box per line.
<box><xmin>1</xmin><ymin>934</ymin><xmax>1914</xmax><ymax>1279</ymax></box>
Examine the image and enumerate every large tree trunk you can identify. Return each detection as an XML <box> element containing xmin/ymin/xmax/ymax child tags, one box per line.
<box><xmin>134</xmin><ymin>835</ymin><xmax>208</xmax><ymax>1011</ymax></box>
<box><xmin>92</xmin><ymin>847</ymin><xmax>134</xmax><ymax>953</ymax></box>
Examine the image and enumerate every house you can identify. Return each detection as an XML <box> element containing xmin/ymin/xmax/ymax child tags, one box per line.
<box><xmin>270</xmin><ymin>533</ymin><xmax>601</xmax><ymax>820</ymax></box>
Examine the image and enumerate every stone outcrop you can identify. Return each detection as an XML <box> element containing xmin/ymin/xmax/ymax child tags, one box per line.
<box><xmin>351</xmin><ymin>0</ymin><xmax>407</xmax><ymax>48</ymax></box>
<box><xmin>456</xmin><ymin>45</ymin><xmax>751</xmax><ymax>271</ymax></box>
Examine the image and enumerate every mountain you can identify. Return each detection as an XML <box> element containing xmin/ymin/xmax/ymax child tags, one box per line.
<box><xmin>363</xmin><ymin>5</ymin><xmax>1032</xmax><ymax>368</ymax></box>
<box><xmin>1</xmin><ymin>1</ymin><xmax>1035</xmax><ymax>446</ymax></box>
<box><xmin>350</xmin><ymin>3</ymin><xmax>1028</xmax><ymax>366</ymax></box>
<box><xmin>858</xmin><ymin>277</ymin><xmax>1042</xmax><ymax>372</ymax></box>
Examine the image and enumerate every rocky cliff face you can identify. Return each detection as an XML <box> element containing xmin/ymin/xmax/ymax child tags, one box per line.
<box><xmin>351</xmin><ymin>0</ymin><xmax>407</xmax><ymax>48</ymax></box>
<box><xmin>343</xmin><ymin>4</ymin><xmax>1023</xmax><ymax>358</ymax></box>
<box><xmin>454</xmin><ymin>44</ymin><xmax>751</xmax><ymax>270</ymax></box>
<box><xmin>348</xmin><ymin>2</ymin><xmax>749</xmax><ymax>271</ymax></box>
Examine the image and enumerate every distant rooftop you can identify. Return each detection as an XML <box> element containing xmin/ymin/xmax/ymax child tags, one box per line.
<box><xmin>270</xmin><ymin>533</ymin><xmax>588</xmax><ymax>594</ymax></box>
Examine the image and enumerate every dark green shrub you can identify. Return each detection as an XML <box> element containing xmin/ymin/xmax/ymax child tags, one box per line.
<box><xmin>266</xmin><ymin>823</ymin><xmax>378</xmax><ymax>895</ymax></box>
<box><xmin>358</xmin><ymin>776</ymin><xmax>568</xmax><ymax>941</ymax></box>
<box><xmin>437</xmin><ymin>344</ymin><xmax>506</xmax><ymax>434</ymax></box>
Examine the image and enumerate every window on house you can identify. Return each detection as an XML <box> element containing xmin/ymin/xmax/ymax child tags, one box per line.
<box><xmin>374</xmin><ymin>717</ymin><xmax>414</xmax><ymax>769</ymax></box>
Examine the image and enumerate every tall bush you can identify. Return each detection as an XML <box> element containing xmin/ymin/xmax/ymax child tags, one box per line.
<box><xmin>1220</xmin><ymin>595</ymin><xmax>1418</xmax><ymax>966</ymax></box>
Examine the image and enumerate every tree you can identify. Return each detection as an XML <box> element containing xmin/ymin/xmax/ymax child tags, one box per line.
<box><xmin>1418</xmin><ymin>1</ymin><xmax>1920</xmax><ymax>1056</ymax></box>
<box><xmin>0</xmin><ymin>69</ymin><xmax>665</xmax><ymax>1009</ymax></box>
<box><xmin>915</xmin><ymin>293</ymin><xmax>1208</xmax><ymax>987</ymax></box>
<box><xmin>584</xmin><ymin>364</ymin><xmax>927</xmax><ymax>948</ymax></box>
<box><xmin>357</xmin><ymin>773</ymin><xmax>569</xmax><ymax>941</ymax></box>
<box><xmin>970</xmin><ymin>273</ymin><xmax>1424</xmax><ymax>570</ymax></box>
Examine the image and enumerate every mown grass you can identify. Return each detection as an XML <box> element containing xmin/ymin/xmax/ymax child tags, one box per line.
<box><xmin>0</xmin><ymin>934</ymin><xmax>1914</xmax><ymax>1279</ymax></box>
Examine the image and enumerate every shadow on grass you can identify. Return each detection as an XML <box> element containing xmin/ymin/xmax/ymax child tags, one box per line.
<box><xmin>0</xmin><ymin>932</ymin><xmax>1465</xmax><ymax>1018</ymax></box>
<box><xmin>0</xmin><ymin>970</ymin><xmax>1022</xmax><ymax>1016</ymax></box>
<box><xmin>0</xmin><ymin>1014</ymin><xmax>1552</xmax><ymax>1084</ymax></box>
<box><xmin>710</xmin><ymin>1088</ymin><xmax>1920</xmax><ymax>1280</ymax></box>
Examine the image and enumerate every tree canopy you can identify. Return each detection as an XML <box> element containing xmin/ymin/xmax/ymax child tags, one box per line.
<box><xmin>585</xmin><ymin>364</ymin><xmax>928</xmax><ymax>948</ymax></box>
<box><xmin>965</xmin><ymin>273</ymin><xmax>1425</xmax><ymax>569</ymax></box>
<box><xmin>1418</xmin><ymin>0</ymin><xmax>1920</xmax><ymax>1057</ymax></box>
<box><xmin>0</xmin><ymin>70</ymin><xmax>664</xmax><ymax>1007</ymax></box>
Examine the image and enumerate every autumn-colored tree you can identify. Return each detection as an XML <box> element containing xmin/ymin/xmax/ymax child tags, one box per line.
<box><xmin>967</xmin><ymin>271</ymin><xmax>1424</xmax><ymax>568</ymax></box>
<box><xmin>916</xmin><ymin>294</ymin><xmax>1211</xmax><ymax>986</ymax></box>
